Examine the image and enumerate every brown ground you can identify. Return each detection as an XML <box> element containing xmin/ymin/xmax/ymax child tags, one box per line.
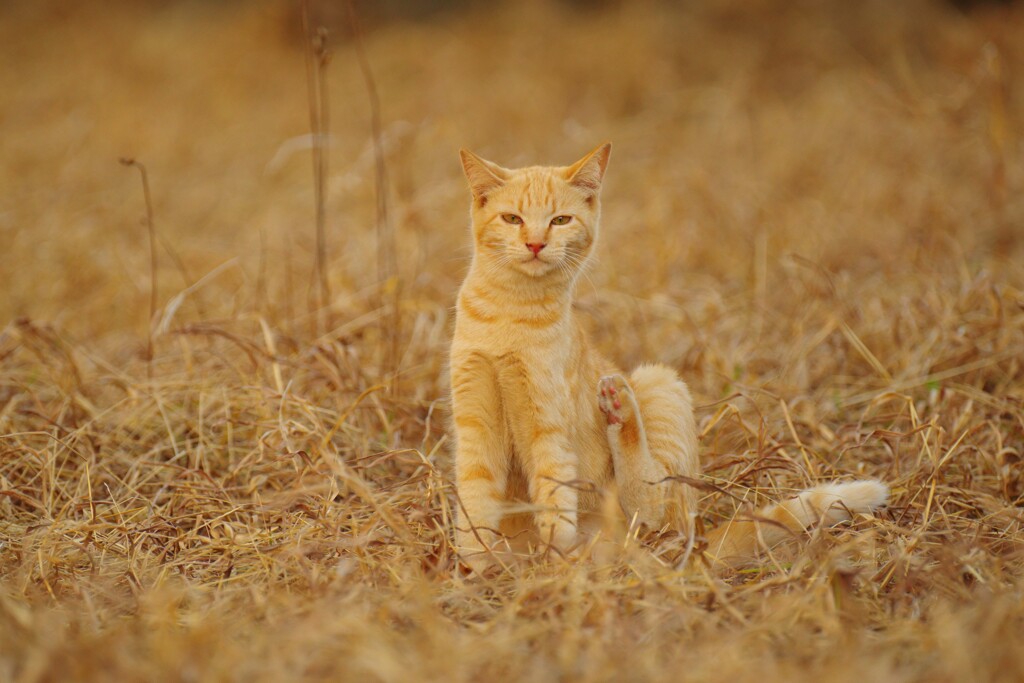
<box><xmin>1</xmin><ymin>1</ymin><xmax>1023</xmax><ymax>681</ymax></box>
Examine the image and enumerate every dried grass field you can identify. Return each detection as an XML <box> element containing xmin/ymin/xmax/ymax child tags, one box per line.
<box><xmin>2</xmin><ymin>0</ymin><xmax>1023</xmax><ymax>680</ymax></box>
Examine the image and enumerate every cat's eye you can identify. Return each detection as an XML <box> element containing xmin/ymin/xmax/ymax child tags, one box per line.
<box><xmin>502</xmin><ymin>214</ymin><xmax>523</xmax><ymax>225</ymax></box>
<box><xmin>550</xmin><ymin>215</ymin><xmax>573</xmax><ymax>226</ymax></box>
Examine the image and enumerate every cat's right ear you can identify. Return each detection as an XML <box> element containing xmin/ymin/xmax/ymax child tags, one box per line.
<box><xmin>460</xmin><ymin>149</ymin><xmax>507</xmax><ymax>203</ymax></box>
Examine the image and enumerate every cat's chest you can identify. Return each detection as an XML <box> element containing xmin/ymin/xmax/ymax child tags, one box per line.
<box><xmin>454</xmin><ymin>314</ymin><xmax>569</xmax><ymax>359</ymax></box>
<box><xmin>453</xmin><ymin>327</ymin><xmax>572</xmax><ymax>392</ymax></box>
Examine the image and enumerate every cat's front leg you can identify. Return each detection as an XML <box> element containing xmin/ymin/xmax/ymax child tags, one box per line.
<box><xmin>451</xmin><ymin>352</ymin><xmax>508</xmax><ymax>571</ymax></box>
<box><xmin>525</xmin><ymin>427</ymin><xmax>579</xmax><ymax>553</ymax></box>
<box><xmin>495</xmin><ymin>356</ymin><xmax>580</xmax><ymax>554</ymax></box>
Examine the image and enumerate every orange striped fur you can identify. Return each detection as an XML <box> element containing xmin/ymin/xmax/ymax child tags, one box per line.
<box><xmin>449</xmin><ymin>144</ymin><xmax>888</xmax><ymax>572</ymax></box>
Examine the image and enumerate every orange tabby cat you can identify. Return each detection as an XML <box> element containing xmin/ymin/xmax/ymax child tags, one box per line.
<box><xmin>450</xmin><ymin>143</ymin><xmax>887</xmax><ymax>570</ymax></box>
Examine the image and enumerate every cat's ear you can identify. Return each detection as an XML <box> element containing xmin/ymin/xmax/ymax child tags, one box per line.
<box><xmin>566</xmin><ymin>142</ymin><xmax>612</xmax><ymax>193</ymax></box>
<box><xmin>460</xmin><ymin>149</ymin><xmax>508</xmax><ymax>201</ymax></box>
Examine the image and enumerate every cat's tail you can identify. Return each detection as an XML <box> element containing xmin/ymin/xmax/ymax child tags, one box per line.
<box><xmin>702</xmin><ymin>479</ymin><xmax>889</xmax><ymax>567</ymax></box>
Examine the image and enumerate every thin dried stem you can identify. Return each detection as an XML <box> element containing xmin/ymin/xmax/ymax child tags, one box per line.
<box><xmin>347</xmin><ymin>0</ymin><xmax>400</xmax><ymax>390</ymax></box>
<box><xmin>301</xmin><ymin>0</ymin><xmax>332</xmax><ymax>332</ymax></box>
<box><xmin>119</xmin><ymin>157</ymin><xmax>158</xmax><ymax>373</ymax></box>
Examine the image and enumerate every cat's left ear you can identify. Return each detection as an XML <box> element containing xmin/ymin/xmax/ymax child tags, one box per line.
<box><xmin>566</xmin><ymin>142</ymin><xmax>612</xmax><ymax>193</ymax></box>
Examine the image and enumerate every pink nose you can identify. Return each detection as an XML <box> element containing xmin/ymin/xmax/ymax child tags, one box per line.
<box><xmin>526</xmin><ymin>242</ymin><xmax>546</xmax><ymax>256</ymax></box>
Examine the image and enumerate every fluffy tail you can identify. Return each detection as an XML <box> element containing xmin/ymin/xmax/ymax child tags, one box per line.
<box><xmin>703</xmin><ymin>480</ymin><xmax>889</xmax><ymax>567</ymax></box>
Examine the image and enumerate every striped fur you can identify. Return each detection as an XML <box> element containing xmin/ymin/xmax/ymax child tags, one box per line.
<box><xmin>449</xmin><ymin>144</ymin><xmax>887</xmax><ymax>571</ymax></box>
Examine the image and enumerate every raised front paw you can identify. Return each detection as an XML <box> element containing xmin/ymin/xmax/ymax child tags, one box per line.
<box><xmin>597</xmin><ymin>374</ymin><xmax>635</xmax><ymax>426</ymax></box>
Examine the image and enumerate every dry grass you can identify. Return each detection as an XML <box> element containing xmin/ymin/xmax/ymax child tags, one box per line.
<box><xmin>1</xmin><ymin>0</ymin><xmax>1023</xmax><ymax>681</ymax></box>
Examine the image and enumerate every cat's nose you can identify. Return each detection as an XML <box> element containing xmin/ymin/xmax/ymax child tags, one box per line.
<box><xmin>526</xmin><ymin>242</ymin><xmax>546</xmax><ymax>256</ymax></box>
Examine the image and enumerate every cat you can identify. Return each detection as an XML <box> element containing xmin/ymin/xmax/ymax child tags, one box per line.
<box><xmin>449</xmin><ymin>143</ymin><xmax>888</xmax><ymax>571</ymax></box>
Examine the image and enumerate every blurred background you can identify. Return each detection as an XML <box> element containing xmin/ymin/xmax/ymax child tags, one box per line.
<box><xmin>2</xmin><ymin>0</ymin><xmax>1020</xmax><ymax>355</ymax></box>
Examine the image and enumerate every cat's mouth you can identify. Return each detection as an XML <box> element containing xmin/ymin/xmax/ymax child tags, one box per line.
<box><xmin>515</xmin><ymin>254</ymin><xmax>555</xmax><ymax>276</ymax></box>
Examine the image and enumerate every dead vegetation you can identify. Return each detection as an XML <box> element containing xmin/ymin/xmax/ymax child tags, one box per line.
<box><xmin>1</xmin><ymin>0</ymin><xmax>1023</xmax><ymax>681</ymax></box>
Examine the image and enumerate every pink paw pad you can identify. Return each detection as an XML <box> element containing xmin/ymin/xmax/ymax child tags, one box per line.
<box><xmin>597</xmin><ymin>375</ymin><xmax>630</xmax><ymax>427</ymax></box>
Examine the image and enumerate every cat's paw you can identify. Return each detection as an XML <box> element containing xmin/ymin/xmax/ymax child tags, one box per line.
<box><xmin>456</xmin><ymin>530</ymin><xmax>504</xmax><ymax>577</ymax></box>
<box><xmin>457</xmin><ymin>550</ymin><xmax>502</xmax><ymax>578</ymax></box>
<box><xmin>597</xmin><ymin>374</ymin><xmax>635</xmax><ymax>427</ymax></box>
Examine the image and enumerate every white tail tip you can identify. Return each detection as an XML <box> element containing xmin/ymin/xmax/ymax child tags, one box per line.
<box><xmin>826</xmin><ymin>479</ymin><xmax>890</xmax><ymax>512</ymax></box>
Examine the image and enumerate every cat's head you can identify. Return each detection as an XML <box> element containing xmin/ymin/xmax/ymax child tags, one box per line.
<box><xmin>459</xmin><ymin>143</ymin><xmax>611</xmax><ymax>280</ymax></box>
